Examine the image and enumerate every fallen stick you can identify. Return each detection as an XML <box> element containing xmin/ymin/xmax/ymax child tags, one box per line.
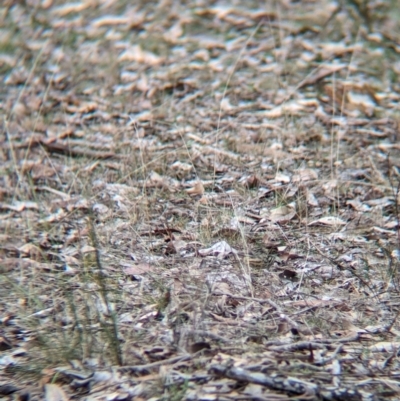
<box><xmin>209</xmin><ymin>363</ymin><xmax>364</xmax><ymax>401</ymax></box>
<box><xmin>39</xmin><ymin>139</ymin><xmax>118</xmax><ymax>159</ymax></box>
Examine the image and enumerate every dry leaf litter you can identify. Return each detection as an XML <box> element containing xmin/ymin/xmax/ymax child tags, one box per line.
<box><xmin>1</xmin><ymin>0</ymin><xmax>400</xmax><ymax>400</ymax></box>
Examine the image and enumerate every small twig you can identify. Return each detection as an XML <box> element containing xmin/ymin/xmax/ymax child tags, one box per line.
<box><xmin>87</xmin><ymin>215</ymin><xmax>123</xmax><ymax>366</ymax></box>
<box><xmin>310</xmin><ymin>240</ymin><xmax>378</xmax><ymax>297</ymax></box>
<box><xmin>9</xmin><ymin>137</ymin><xmax>121</xmax><ymax>159</ymax></box>
<box><xmin>40</xmin><ymin>139</ymin><xmax>118</xmax><ymax>159</ymax></box>
<box><xmin>267</xmin><ymin>341</ymin><xmax>326</xmax><ymax>352</ymax></box>
<box><xmin>387</xmin><ymin>154</ymin><xmax>400</xmax><ymax>251</ymax></box>
<box><xmin>209</xmin><ymin>363</ymin><xmax>363</xmax><ymax>401</ymax></box>
<box><xmin>383</xmin><ymin>309</ymin><xmax>400</xmax><ymax>333</ymax></box>
<box><xmin>118</xmin><ymin>354</ymin><xmax>192</xmax><ymax>373</ymax></box>
<box><xmin>317</xmin><ymin>344</ymin><xmax>344</xmax><ymax>366</ymax></box>
<box><xmin>212</xmin><ymin>292</ymin><xmax>282</xmax><ymax>312</ymax></box>
<box><xmin>35</xmin><ymin>186</ymin><xmax>71</xmax><ymax>200</ymax></box>
<box><xmin>279</xmin><ymin>313</ymin><xmax>299</xmax><ymax>329</ymax></box>
<box><xmin>186</xmin><ymin>329</ymin><xmax>230</xmax><ymax>343</ymax></box>
<box><xmin>266</xmin><ymin>334</ymin><xmax>359</xmax><ymax>353</ymax></box>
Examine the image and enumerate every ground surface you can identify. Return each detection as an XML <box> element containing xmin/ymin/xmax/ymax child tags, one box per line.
<box><xmin>1</xmin><ymin>0</ymin><xmax>400</xmax><ymax>400</ymax></box>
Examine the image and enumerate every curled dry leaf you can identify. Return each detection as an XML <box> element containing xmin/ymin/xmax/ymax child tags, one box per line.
<box><xmin>292</xmin><ymin>168</ymin><xmax>318</xmax><ymax>182</ymax></box>
<box><xmin>52</xmin><ymin>2</ymin><xmax>89</xmax><ymax>16</ymax></box>
<box><xmin>118</xmin><ymin>45</ymin><xmax>163</xmax><ymax>65</ymax></box>
<box><xmin>307</xmin><ymin>192</ymin><xmax>319</xmax><ymax>207</ymax></box>
<box><xmin>0</xmin><ymin>54</ymin><xmax>17</xmax><ymax>68</ymax></box>
<box><xmin>299</xmin><ymin>63</ymin><xmax>347</xmax><ymax>88</ymax></box>
<box><xmin>163</xmin><ymin>22</ymin><xmax>183</xmax><ymax>43</ymax></box>
<box><xmin>240</xmin><ymin>174</ymin><xmax>260</xmax><ymax>188</ymax></box>
<box><xmin>186</xmin><ymin>181</ymin><xmax>204</xmax><ymax>196</ymax></box>
<box><xmin>30</xmin><ymin>164</ymin><xmax>57</xmax><ymax>180</ymax></box>
<box><xmin>190</xmin><ymin>341</ymin><xmax>211</xmax><ymax>354</ymax></box>
<box><xmin>220</xmin><ymin>98</ymin><xmax>234</xmax><ymax>111</ymax></box>
<box><xmin>391</xmin><ymin>249</ymin><xmax>400</xmax><ymax>260</ymax></box>
<box><xmin>308</xmin><ymin>216</ymin><xmax>346</xmax><ymax>226</ymax></box>
<box><xmin>92</xmin><ymin>203</ymin><xmax>109</xmax><ymax>214</ymax></box>
<box><xmin>148</xmin><ymin>171</ymin><xmax>167</xmax><ymax>188</ymax></box>
<box><xmin>322</xmin><ymin>180</ymin><xmax>337</xmax><ymax>196</ymax></box>
<box><xmin>347</xmin><ymin>92</ymin><xmax>376</xmax><ymax>115</ymax></box>
<box><xmin>80</xmin><ymin>245</ymin><xmax>96</xmax><ymax>254</ymax></box>
<box><xmin>0</xmin><ymin>258</ymin><xmax>32</xmax><ymax>273</ymax></box>
<box><xmin>346</xmin><ymin>199</ymin><xmax>370</xmax><ymax>212</ymax></box>
<box><xmin>199</xmin><ymin>241</ymin><xmax>238</xmax><ymax>258</ymax></box>
<box><xmin>91</xmin><ymin>16</ymin><xmax>129</xmax><ymax>28</ymax></box>
<box><xmin>274</xmin><ymin>172</ymin><xmax>290</xmax><ymax>183</ymax></box>
<box><xmin>270</xmin><ymin>205</ymin><xmax>292</xmax><ymax>217</ymax></box>
<box><xmin>123</xmin><ymin>263</ymin><xmax>154</xmax><ymax>276</ymax></box>
<box><xmin>268</xmin><ymin>205</ymin><xmax>296</xmax><ymax>223</ymax></box>
<box><xmin>44</xmin><ymin>383</ymin><xmax>69</xmax><ymax>401</ymax></box>
<box><xmin>18</xmin><ymin>243</ymin><xmax>42</xmax><ymax>260</ymax></box>
<box><xmin>0</xmin><ymin>201</ymin><xmax>39</xmax><ymax>212</ymax></box>
<box><xmin>369</xmin><ymin>342</ymin><xmax>400</xmax><ymax>353</ymax></box>
<box><xmin>319</xmin><ymin>43</ymin><xmax>361</xmax><ymax>58</ymax></box>
<box><xmin>171</xmin><ymin>161</ymin><xmax>193</xmax><ymax>177</ymax></box>
<box><xmin>130</xmin><ymin>110</ymin><xmax>153</xmax><ymax>121</ymax></box>
<box><xmin>262</xmin><ymin>102</ymin><xmax>304</xmax><ymax>118</ymax></box>
<box><xmin>39</xmin><ymin>209</ymin><xmax>67</xmax><ymax>223</ymax></box>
